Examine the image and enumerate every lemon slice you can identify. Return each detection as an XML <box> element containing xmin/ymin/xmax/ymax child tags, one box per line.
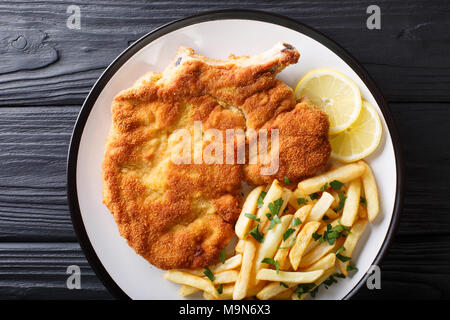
<box><xmin>295</xmin><ymin>69</ymin><xmax>362</xmax><ymax>134</ymax></box>
<box><xmin>329</xmin><ymin>100</ymin><xmax>382</xmax><ymax>162</ymax></box>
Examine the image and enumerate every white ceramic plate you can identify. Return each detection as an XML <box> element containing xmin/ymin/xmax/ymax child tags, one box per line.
<box><xmin>67</xmin><ymin>10</ymin><xmax>403</xmax><ymax>300</ymax></box>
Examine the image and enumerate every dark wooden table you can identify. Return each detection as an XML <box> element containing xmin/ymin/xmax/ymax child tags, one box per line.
<box><xmin>1</xmin><ymin>0</ymin><xmax>449</xmax><ymax>300</ymax></box>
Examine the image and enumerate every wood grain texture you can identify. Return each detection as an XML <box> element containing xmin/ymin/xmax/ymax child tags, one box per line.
<box><xmin>355</xmin><ymin>235</ymin><xmax>450</xmax><ymax>299</ymax></box>
<box><xmin>0</xmin><ymin>107</ymin><xmax>78</xmax><ymax>241</ymax></box>
<box><xmin>0</xmin><ymin>243</ymin><xmax>112</xmax><ymax>299</ymax></box>
<box><xmin>0</xmin><ymin>0</ymin><xmax>450</xmax><ymax>105</ymax></box>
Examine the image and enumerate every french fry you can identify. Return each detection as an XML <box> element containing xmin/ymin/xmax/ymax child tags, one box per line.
<box><xmin>260</xmin><ymin>188</ymin><xmax>291</xmax><ymax>233</ymax></box>
<box><xmin>256</xmin><ymin>281</ymin><xmax>296</xmax><ymax>300</ymax></box>
<box><xmin>330</xmin><ymin>185</ymin><xmax>347</xmax><ymax>206</ymax></box>
<box><xmin>164</xmin><ymin>270</ymin><xmax>218</xmax><ymax>298</ymax></box>
<box><xmin>329</xmin><ymin>191</ymin><xmax>338</xmax><ymax>209</ymax></box>
<box><xmin>255</xmin><ymin>180</ymin><xmax>284</xmax><ymax>224</ymax></box>
<box><xmin>165</xmin><ymin>162</ymin><xmax>380</xmax><ymax>300</ymax></box>
<box><xmin>181</xmin><ymin>254</ymin><xmax>242</xmax><ymax>276</ymax></box>
<box><xmin>272</xmin><ymin>289</ymin><xmax>294</xmax><ymax>300</ymax></box>
<box><xmin>338</xmin><ymin>219</ymin><xmax>367</xmax><ymax>276</ymax></box>
<box><xmin>279</xmin><ymin>188</ymin><xmax>293</xmax><ymax>217</ymax></box>
<box><xmin>235</xmin><ymin>239</ymin><xmax>245</xmax><ymax>254</ymax></box>
<box><xmin>213</xmin><ymin>254</ymin><xmax>242</xmax><ymax>273</ymax></box>
<box><xmin>274</xmin><ymin>204</ymin><xmax>313</xmax><ymax>269</ymax></box>
<box><xmin>302</xmin><ymin>253</ymin><xmax>336</xmax><ymax>272</ymax></box>
<box><xmin>289</xmin><ymin>221</ymin><xmax>321</xmax><ymax>270</ymax></box>
<box><xmin>297</xmin><ymin>162</ymin><xmax>365</xmax><ymax>195</ymax></box>
<box><xmin>324</xmin><ymin>208</ymin><xmax>340</xmax><ymax>220</ymax></box>
<box><xmin>203</xmin><ymin>284</ymin><xmax>234</xmax><ymax>300</ymax></box>
<box><xmin>291</xmin><ymin>267</ymin><xmax>336</xmax><ymax>300</ymax></box>
<box><xmin>179</xmin><ymin>285</ymin><xmax>199</xmax><ymax>296</ymax></box>
<box><xmin>304</xmin><ymin>218</ymin><xmax>340</xmax><ymax>255</ymax></box>
<box><xmin>358</xmin><ymin>161</ymin><xmax>379</xmax><ymax>222</ymax></box>
<box><xmin>299</xmin><ymin>238</ymin><xmax>343</xmax><ymax>268</ymax></box>
<box><xmin>289</xmin><ymin>188</ymin><xmax>313</xmax><ymax>210</ymax></box>
<box><xmin>233</xmin><ymin>239</ymin><xmax>257</xmax><ymax>300</ymax></box>
<box><xmin>358</xmin><ymin>204</ymin><xmax>368</xmax><ymax>219</ymax></box>
<box><xmin>255</xmin><ymin>215</ymin><xmax>293</xmax><ymax>272</ymax></box>
<box><xmin>256</xmin><ymin>269</ymin><xmax>323</xmax><ymax>283</ymax></box>
<box><xmin>341</xmin><ymin>179</ymin><xmax>361</xmax><ymax>227</ymax></box>
<box><xmin>177</xmin><ymin>268</ymin><xmax>204</xmax><ymax>276</ymax></box>
<box><xmin>213</xmin><ymin>270</ymin><xmax>239</xmax><ymax>284</ymax></box>
<box><xmin>235</xmin><ymin>186</ymin><xmax>264</xmax><ymax>239</ymax></box>
<box><xmin>306</xmin><ymin>192</ymin><xmax>335</xmax><ymax>222</ymax></box>
<box><xmin>246</xmin><ymin>281</ymin><xmax>267</xmax><ymax>298</ymax></box>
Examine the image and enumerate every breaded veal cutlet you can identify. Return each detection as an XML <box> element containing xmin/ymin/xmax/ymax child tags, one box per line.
<box><xmin>102</xmin><ymin>43</ymin><xmax>331</xmax><ymax>270</ymax></box>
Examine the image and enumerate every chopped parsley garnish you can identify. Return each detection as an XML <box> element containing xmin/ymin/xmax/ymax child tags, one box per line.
<box><xmin>283</xmin><ymin>228</ymin><xmax>296</xmax><ymax>241</ymax></box>
<box><xmin>310</xmin><ymin>193</ymin><xmax>320</xmax><ymax>200</ymax></box>
<box><xmin>279</xmin><ymin>282</ymin><xmax>289</xmax><ymax>288</ymax></box>
<box><xmin>360</xmin><ymin>196</ymin><xmax>367</xmax><ymax>207</ymax></box>
<box><xmin>268</xmin><ymin>198</ymin><xmax>283</xmax><ymax>217</ymax></box>
<box><xmin>257</xmin><ymin>191</ymin><xmax>267</xmax><ymax>208</ymax></box>
<box><xmin>330</xmin><ymin>180</ymin><xmax>344</xmax><ymax>190</ymax></box>
<box><xmin>292</xmin><ymin>217</ymin><xmax>302</xmax><ymax>226</ymax></box>
<box><xmin>244</xmin><ymin>213</ymin><xmax>260</xmax><ymax>222</ymax></box>
<box><xmin>266</xmin><ymin>213</ymin><xmax>272</xmax><ymax>221</ymax></box>
<box><xmin>312</xmin><ymin>223</ymin><xmax>351</xmax><ymax>244</ymax></box>
<box><xmin>335</xmin><ymin>246</ymin><xmax>346</xmax><ymax>255</ymax></box>
<box><xmin>284</xmin><ymin>176</ymin><xmax>291</xmax><ymax>185</ymax></box>
<box><xmin>336</xmin><ymin>254</ymin><xmax>352</xmax><ymax>262</ymax></box>
<box><xmin>295</xmin><ymin>283</ymin><xmax>316</xmax><ymax>298</ymax></box>
<box><xmin>203</xmin><ymin>267</ymin><xmax>215</xmax><ymax>281</ymax></box>
<box><xmin>320</xmin><ymin>182</ymin><xmax>329</xmax><ymax>191</ymax></box>
<box><xmin>267</xmin><ymin>198</ymin><xmax>283</xmax><ymax>230</ymax></box>
<box><xmin>337</xmin><ymin>192</ymin><xmax>347</xmax><ymax>211</ymax></box>
<box><xmin>220</xmin><ymin>249</ymin><xmax>226</xmax><ymax>264</ymax></box>
<box><xmin>297</xmin><ymin>197</ymin><xmax>307</xmax><ymax>205</ymax></box>
<box><xmin>217</xmin><ymin>284</ymin><xmax>223</xmax><ymax>294</ymax></box>
<box><xmin>261</xmin><ymin>258</ymin><xmax>279</xmax><ymax>274</ymax></box>
<box><xmin>298</xmin><ymin>273</ymin><xmax>345</xmax><ymax>298</ymax></box>
<box><xmin>347</xmin><ymin>263</ymin><xmax>358</xmax><ymax>272</ymax></box>
<box><xmin>249</xmin><ymin>224</ymin><xmax>264</xmax><ymax>243</ymax></box>
<box><xmin>322</xmin><ymin>274</ymin><xmax>345</xmax><ymax>290</ymax></box>
<box><xmin>279</xmin><ymin>237</ymin><xmax>296</xmax><ymax>249</ymax></box>
<box><xmin>310</xmin><ymin>286</ymin><xmax>319</xmax><ymax>297</ymax></box>
<box><xmin>323</xmin><ymin>275</ymin><xmax>338</xmax><ymax>287</ymax></box>
<box><xmin>312</xmin><ymin>232</ymin><xmax>321</xmax><ymax>241</ymax></box>
<box><xmin>268</xmin><ymin>214</ymin><xmax>281</xmax><ymax>230</ymax></box>
<box><xmin>326</xmin><ymin>224</ymin><xmax>351</xmax><ymax>244</ymax></box>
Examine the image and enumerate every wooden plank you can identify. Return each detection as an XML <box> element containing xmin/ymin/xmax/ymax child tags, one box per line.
<box><xmin>393</xmin><ymin>103</ymin><xmax>450</xmax><ymax>236</ymax></box>
<box><xmin>0</xmin><ymin>0</ymin><xmax>450</xmax><ymax>105</ymax></box>
<box><xmin>354</xmin><ymin>235</ymin><xmax>450</xmax><ymax>299</ymax></box>
<box><xmin>0</xmin><ymin>107</ymin><xmax>78</xmax><ymax>240</ymax></box>
<box><xmin>0</xmin><ymin>242</ymin><xmax>112</xmax><ymax>299</ymax></box>
<box><xmin>0</xmin><ymin>238</ymin><xmax>448</xmax><ymax>299</ymax></box>
<box><xmin>0</xmin><ymin>103</ymin><xmax>449</xmax><ymax>241</ymax></box>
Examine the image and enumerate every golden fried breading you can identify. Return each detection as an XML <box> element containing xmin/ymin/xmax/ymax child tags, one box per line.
<box><xmin>244</xmin><ymin>97</ymin><xmax>331</xmax><ymax>186</ymax></box>
<box><xmin>102</xmin><ymin>43</ymin><xmax>330</xmax><ymax>270</ymax></box>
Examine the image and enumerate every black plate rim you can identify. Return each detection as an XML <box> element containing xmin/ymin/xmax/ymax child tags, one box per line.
<box><xmin>66</xmin><ymin>8</ymin><xmax>404</xmax><ymax>300</ymax></box>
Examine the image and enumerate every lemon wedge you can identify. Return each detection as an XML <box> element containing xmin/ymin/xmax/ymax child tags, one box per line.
<box><xmin>295</xmin><ymin>69</ymin><xmax>362</xmax><ymax>134</ymax></box>
<box><xmin>329</xmin><ymin>100</ymin><xmax>382</xmax><ymax>162</ymax></box>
